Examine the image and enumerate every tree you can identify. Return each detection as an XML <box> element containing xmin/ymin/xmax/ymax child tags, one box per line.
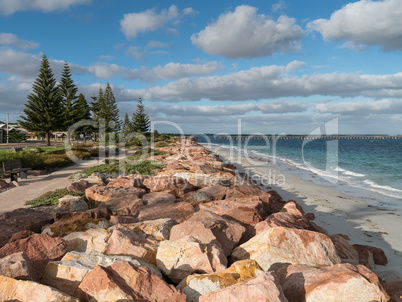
<box><xmin>102</xmin><ymin>83</ymin><xmax>121</xmax><ymax>133</ymax></box>
<box><xmin>90</xmin><ymin>88</ymin><xmax>103</xmax><ymax>124</ymax></box>
<box><xmin>122</xmin><ymin>112</ymin><xmax>132</xmax><ymax>135</ymax></box>
<box><xmin>58</xmin><ymin>62</ymin><xmax>78</xmax><ymax>144</ymax></box>
<box><xmin>132</xmin><ymin>96</ymin><xmax>151</xmax><ymax>134</ymax></box>
<box><xmin>74</xmin><ymin>93</ymin><xmax>92</xmax><ymax>142</ymax></box>
<box><xmin>90</xmin><ymin>84</ymin><xmax>121</xmax><ymax>137</ymax></box>
<box><xmin>19</xmin><ymin>54</ymin><xmax>63</xmax><ymax>146</ymax></box>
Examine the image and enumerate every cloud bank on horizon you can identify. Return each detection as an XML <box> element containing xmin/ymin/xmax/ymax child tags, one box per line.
<box><xmin>0</xmin><ymin>0</ymin><xmax>401</xmax><ymax>134</ymax></box>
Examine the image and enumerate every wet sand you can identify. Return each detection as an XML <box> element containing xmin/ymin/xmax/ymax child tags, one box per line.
<box><xmin>210</xmin><ymin>146</ymin><xmax>402</xmax><ymax>274</ymax></box>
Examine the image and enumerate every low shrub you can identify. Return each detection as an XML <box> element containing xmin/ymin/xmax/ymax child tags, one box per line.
<box><xmin>25</xmin><ymin>188</ymin><xmax>87</xmax><ymax>208</ymax></box>
<box><xmin>76</xmin><ymin>158</ymin><xmax>165</xmax><ymax>178</ymax></box>
<box><xmin>20</xmin><ymin>152</ymin><xmax>45</xmax><ymax>169</ymax></box>
<box><xmin>42</xmin><ymin>153</ymin><xmax>72</xmax><ymax>169</ymax></box>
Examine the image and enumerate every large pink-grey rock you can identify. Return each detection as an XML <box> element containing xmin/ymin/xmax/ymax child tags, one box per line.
<box><xmin>226</xmin><ymin>184</ymin><xmax>270</xmax><ymax>204</ymax></box>
<box><xmin>226</xmin><ymin>184</ymin><xmax>287</xmax><ymax>215</ymax></box>
<box><xmin>85</xmin><ymin>185</ymin><xmax>145</xmax><ymax>214</ymax></box>
<box><xmin>254</xmin><ymin>211</ymin><xmax>328</xmax><ymax>236</ymax></box>
<box><xmin>106</xmin><ymin>174</ymin><xmax>149</xmax><ymax>189</ymax></box>
<box><xmin>105</xmin><ymin>224</ymin><xmax>157</xmax><ymax>265</ymax></box>
<box><xmin>0</xmin><ymin>179</ymin><xmax>11</xmax><ymax>188</ymax></box>
<box><xmin>137</xmin><ymin>202</ymin><xmax>195</xmax><ymax>223</ymax></box>
<box><xmin>122</xmin><ymin>218</ymin><xmax>175</xmax><ymax>241</ymax></box>
<box><xmin>142</xmin><ymin>192</ymin><xmax>176</xmax><ymax>205</ymax></box>
<box><xmin>53</xmin><ymin>207</ymin><xmax>112</xmax><ymax>222</ymax></box>
<box><xmin>199</xmin><ymin>272</ymin><xmax>288</xmax><ymax>302</ymax></box>
<box><xmin>277</xmin><ymin>263</ymin><xmax>390</xmax><ymax>302</ymax></box>
<box><xmin>42</xmin><ymin>251</ymin><xmax>162</xmax><ymax>296</ymax></box>
<box><xmin>199</xmin><ymin>196</ymin><xmax>264</xmax><ymax>226</ymax></box>
<box><xmin>280</xmin><ymin>201</ymin><xmax>304</xmax><ymax>217</ymax></box>
<box><xmin>7</xmin><ymin>230</ymin><xmax>35</xmax><ymax>243</ymax></box>
<box><xmin>144</xmin><ymin>176</ymin><xmax>195</xmax><ymax>197</ymax></box>
<box><xmin>169</xmin><ymin>210</ymin><xmax>245</xmax><ymax>257</ymax></box>
<box><xmin>67</xmin><ymin>180</ymin><xmax>94</xmax><ymax>193</ymax></box>
<box><xmin>0</xmin><ymin>208</ymin><xmax>53</xmax><ymax>248</ymax></box>
<box><xmin>230</xmin><ymin>227</ymin><xmax>341</xmax><ymax>271</ymax></box>
<box><xmin>109</xmin><ymin>214</ymin><xmax>138</xmax><ymax>225</ymax></box>
<box><xmin>198</xmin><ymin>185</ymin><xmax>228</xmax><ymax>200</ymax></box>
<box><xmin>156</xmin><ymin>236</ymin><xmax>227</xmax><ymax>284</ymax></box>
<box><xmin>0</xmin><ymin>234</ymin><xmax>67</xmax><ymax>279</ymax></box>
<box><xmin>359</xmin><ymin>249</ymin><xmax>375</xmax><ymax>269</ymax></box>
<box><xmin>58</xmin><ymin>195</ymin><xmax>89</xmax><ymax>211</ymax></box>
<box><xmin>42</xmin><ymin>218</ymin><xmax>110</xmax><ymax>237</ymax></box>
<box><xmin>64</xmin><ymin>228</ymin><xmax>110</xmax><ymax>253</ymax></box>
<box><xmin>182</xmin><ymin>191</ymin><xmax>210</xmax><ymax>206</ymax></box>
<box><xmin>352</xmin><ymin>244</ymin><xmax>388</xmax><ymax>266</ymax></box>
<box><xmin>178</xmin><ymin>260</ymin><xmax>265</xmax><ymax>302</ymax></box>
<box><xmin>0</xmin><ymin>275</ymin><xmax>79</xmax><ymax>302</ymax></box>
<box><xmin>330</xmin><ymin>234</ymin><xmax>359</xmax><ymax>263</ymax></box>
<box><xmin>76</xmin><ymin>261</ymin><xmax>186</xmax><ymax>302</ymax></box>
<box><xmin>0</xmin><ymin>252</ymin><xmax>37</xmax><ymax>281</ymax></box>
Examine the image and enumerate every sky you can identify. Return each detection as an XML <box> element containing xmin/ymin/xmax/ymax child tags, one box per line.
<box><xmin>0</xmin><ymin>0</ymin><xmax>402</xmax><ymax>135</ymax></box>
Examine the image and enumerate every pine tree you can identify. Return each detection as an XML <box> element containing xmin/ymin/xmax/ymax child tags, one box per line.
<box><xmin>132</xmin><ymin>96</ymin><xmax>151</xmax><ymax>134</ymax></box>
<box><xmin>122</xmin><ymin>112</ymin><xmax>132</xmax><ymax>135</ymax></box>
<box><xmin>58</xmin><ymin>62</ymin><xmax>78</xmax><ymax>144</ymax></box>
<box><xmin>90</xmin><ymin>88</ymin><xmax>103</xmax><ymax>124</ymax></box>
<box><xmin>102</xmin><ymin>83</ymin><xmax>121</xmax><ymax>133</ymax></box>
<box><xmin>90</xmin><ymin>84</ymin><xmax>121</xmax><ymax>138</ymax></box>
<box><xmin>19</xmin><ymin>54</ymin><xmax>63</xmax><ymax>146</ymax></box>
<box><xmin>74</xmin><ymin>93</ymin><xmax>92</xmax><ymax>142</ymax></box>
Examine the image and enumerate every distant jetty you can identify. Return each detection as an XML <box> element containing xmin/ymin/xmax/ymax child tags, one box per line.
<box><xmin>196</xmin><ymin>134</ymin><xmax>402</xmax><ymax>140</ymax></box>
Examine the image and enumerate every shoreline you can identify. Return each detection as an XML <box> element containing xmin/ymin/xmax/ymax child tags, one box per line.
<box><xmin>206</xmin><ymin>144</ymin><xmax>402</xmax><ymax>274</ymax></box>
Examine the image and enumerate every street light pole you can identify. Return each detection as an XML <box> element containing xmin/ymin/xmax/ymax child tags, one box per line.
<box><xmin>6</xmin><ymin>113</ymin><xmax>9</xmax><ymax>145</ymax></box>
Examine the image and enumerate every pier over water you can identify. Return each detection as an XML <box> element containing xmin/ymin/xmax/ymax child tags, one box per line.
<box><xmin>194</xmin><ymin>135</ymin><xmax>402</xmax><ymax>140</ymax></box>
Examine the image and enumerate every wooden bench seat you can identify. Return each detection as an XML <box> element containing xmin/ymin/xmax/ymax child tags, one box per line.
<box><xmin>2</xmin><ymin>160</ymin><xmax>31</xmax><ymax>182</ymax></box>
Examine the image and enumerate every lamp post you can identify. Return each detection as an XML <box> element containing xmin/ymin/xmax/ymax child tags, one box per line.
<box><xmin>6</xmin><ymin>113</ymin><xmax>9</xmax><ymax>145</ymax></box>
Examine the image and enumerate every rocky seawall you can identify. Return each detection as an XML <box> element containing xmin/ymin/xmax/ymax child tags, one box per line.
<box><xmin>0</xmin><ymin>137</ymin><xmax>400</xmax><ymax>301</ymax></box>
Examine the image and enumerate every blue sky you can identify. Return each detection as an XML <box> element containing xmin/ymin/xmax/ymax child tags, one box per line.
<box><xmin>0</xmin><ymin>0</ymin><xmax>402</xmax><ymax>134</ymax></box>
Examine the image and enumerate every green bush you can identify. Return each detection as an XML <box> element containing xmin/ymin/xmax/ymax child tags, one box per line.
<box><xmin>20</xmin><ymin>152</ymin><xmax>45</xmax><ymax>169</ymax></box>
<box><xmin>125</xmin><ymin>160</ymin><xmax>164</xmax><ymax>175</ymax></box>
<box><xmin>0</xmin><ymin>150</ymin><xmax>45</xmax><ymax>171</ymax></box>
<box><xmin>75</xmin><ymin>158</ymin><xmax>165</xmax><ymax>178</ymax></box>
<box><xmin>25</xmin><ymin>188</ymin><xmax>87</xmax><ymax>208</ymax></box>
<box><xmin>43</xmin><ymin>154</ymin><xmax>72</xmax><ymax>169</ymax></box>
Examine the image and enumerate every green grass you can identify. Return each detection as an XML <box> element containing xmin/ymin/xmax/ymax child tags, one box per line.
<box><xmin>25</xmin><ymin>188</ymin><xmax>87</xmax><ymax>208</ymax></box>
<box><xmin>71</xmin><ymin>157</ymin><xmax>165</xmax><ymax>179</ymax></box>
<box><xmin>1</xmin><ymin>144</ymin><xmax>100</xmax><ymax>179</ymax></box>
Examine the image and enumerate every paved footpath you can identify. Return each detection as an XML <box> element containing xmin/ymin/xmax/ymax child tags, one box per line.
<box><xmin>0</xmin><ymin>158</ymin><xmax>104</xmax><ymax>214</ymax></box>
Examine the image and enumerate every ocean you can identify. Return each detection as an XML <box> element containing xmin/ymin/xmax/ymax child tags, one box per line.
<box><xmin>196</xmin><ymin>135</ymin><xmax>402</xmax><ymax>211</ymax></box>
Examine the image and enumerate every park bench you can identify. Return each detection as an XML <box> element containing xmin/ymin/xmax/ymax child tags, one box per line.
<box><xmin>2</xmin><ymin>160</ymin><xmax>31</xmax><ymax>182</ymax></box>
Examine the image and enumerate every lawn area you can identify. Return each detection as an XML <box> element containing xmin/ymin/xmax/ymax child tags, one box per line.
<box><xmin>25</xmin><ymin>188</ymin><xmax>87</xmax><ymax>208</ymax></box>
<box><xmin>26</xmin><ymin>146</ymin><xmax>66</xmax><ymax>152</ymax></box>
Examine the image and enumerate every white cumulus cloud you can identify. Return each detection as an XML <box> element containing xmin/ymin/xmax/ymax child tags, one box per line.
<box><xmin>0</xmin><ymin>0</ymin><xmax>92</xmax><ymax>15</ymax></box>
<box><xmin>120</xmin><ymin>5</ymin><xmax>195</xmax><ymax>39</ymax></box>
<box><xmin>147</xmin><ymin>101</ymin><xmax>308</xmax><ymax>117</ymax></box>
<box><xmin>0</xmin><ymin>33</ymin><xmax>39</xmax><ymax>49</ymax></box>
<box><xmin>115</xmin><ymin>61</ymin><xmax>402</xmax><ymax>103</ymax></box>
<box><xmin>308</xmin><ymin>0</ymin><xmax>402</xmax><ymax>51</ymax></box>
<box><xmin>191</xmin><ymin>5</ymin><xmax>304</xmax><ymax>58</ymax></box>
<box><xmin>315</xmin><ymin>99</ymin><xmax>402</xmax><ymax>115</ymax></box>
<box><xmin>86</xmin><ymin>62</ymin><xmax>125</xmax><ymax>79</ymax></box>
<box><xmin>124</xmin><ymin>61</ymin><xmax>223</xmax><ymax>81</ymax></box>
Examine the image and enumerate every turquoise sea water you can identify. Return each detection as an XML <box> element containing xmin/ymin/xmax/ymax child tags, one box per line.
<box><xmin>197</xmin><ymin>136</ymin><xmax>402</xmax><ymax>210</ymax></box>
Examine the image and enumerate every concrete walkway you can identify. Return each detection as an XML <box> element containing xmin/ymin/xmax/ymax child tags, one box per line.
<box><xmin>0</xmin><ymin>158</ymin><xmax>104</xmax><ymax>214</ymax></box>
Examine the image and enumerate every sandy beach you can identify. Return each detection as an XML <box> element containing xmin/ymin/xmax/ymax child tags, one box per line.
<box><xmin>208</xmin><ymin>145</ymin><xmax>402</xmax><ymax>274</ymax></box>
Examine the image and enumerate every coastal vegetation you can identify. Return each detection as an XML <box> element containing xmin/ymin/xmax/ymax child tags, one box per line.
<box><xmin>17</xmin><ymin>55</ymin><xmax>154</xmax><ymax>147</ymax></box>
<box><xmin>25</xmin><ymin>188</ymin><xmax>87</xmax><ymax>208</ymax></box>
<box><xmin>0</xmin><ymin>143</ymin><xmax>98</xmax><ymax>176</ymax></box>
<box><xmin>18</xmin><ymin>55</ymin><xmax>64</xmax><ymax>146</ymax></box>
